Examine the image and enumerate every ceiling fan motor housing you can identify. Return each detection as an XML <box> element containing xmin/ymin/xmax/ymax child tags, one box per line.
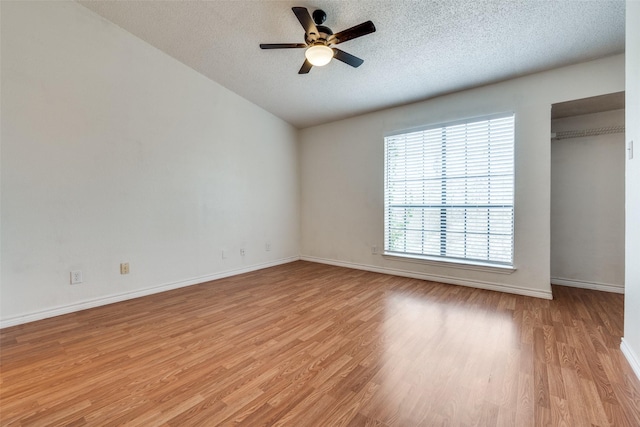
<box><xmin>305</xmin><ymin>9</ymin><xmax>332</xmax><ymax>45</ymax></box>
<box><xmin>306</xmin><ymin>29</ymin><xmax>332</xmax><ymax>46</ymax></box>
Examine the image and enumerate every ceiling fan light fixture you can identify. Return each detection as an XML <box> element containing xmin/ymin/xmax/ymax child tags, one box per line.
<box><xmin>305</xmin><ymin>45</ymin><xmax>333</xmax><ymax>66</ymax></box>
<box><xmin>260</xmin><ymin>7</ymin><xmax>375</xmax><ymax>74</ymax></box>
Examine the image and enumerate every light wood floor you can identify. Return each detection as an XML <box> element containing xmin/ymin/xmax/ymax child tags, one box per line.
<box><xmin>1</xmin><ymin>261</ymin><xmax>639</xmax><ymax>426</ymax></box>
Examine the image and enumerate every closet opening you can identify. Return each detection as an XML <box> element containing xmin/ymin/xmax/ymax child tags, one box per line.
<box><xmin>550</xmin><ymin>91</ymin><xmax>626</xmax><ymax>293</ymax></box>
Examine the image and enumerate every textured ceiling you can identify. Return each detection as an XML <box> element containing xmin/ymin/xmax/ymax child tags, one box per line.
<box><xmin>78</xmin><ymin>0</ymin><xmax>625</xmax><ymax>129</ymax></box>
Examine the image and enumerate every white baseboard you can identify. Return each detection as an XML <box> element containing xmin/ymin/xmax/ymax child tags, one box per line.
<box><xmin>300</xmin><ymin>256</ymin><xmax>552</xmax><ymax>300</ymax></box>
<box><xmin>621</xmin><ymin>338</ymin><xmax>640</xmax><ymax>381</ymax></box>
<box><xmin>0</xmin><ymin>256</ymin><xmax>299</xmax><ymax>329</ymax></box>
<box><xmin>551</xmin><ymin>277</ymin><xmax>624</xmax><ymax>294</ymax></box>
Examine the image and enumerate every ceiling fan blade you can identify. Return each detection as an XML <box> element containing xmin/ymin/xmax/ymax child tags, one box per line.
<box><xmin>299</xmin><ymin>59</ymin><xmax>313</xmax><ymax>74</ymax></box>
<box><xmin>330</xmin><ymin>21</ymin><xmax>376</xmax><ymax>45</ymax></box>
<box><xmin>292</xmin><ymin>7</ymin><xmax>319</xmax><ymax>36</ymax></box>
<box><xmin>260</xmin><ymin>43</ymin><xmax>307</xmax><ymax>49</ymax></box>
<box><xmin>332</xmin><ymin>48</ymin><xmax>364</xmax><ymax>68</ymax></box>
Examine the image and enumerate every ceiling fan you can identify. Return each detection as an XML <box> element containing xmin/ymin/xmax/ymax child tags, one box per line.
<box><xmin>259</xmin><ymin>7</ymin><xmax>376</xmax><ymax>74</ymax></box>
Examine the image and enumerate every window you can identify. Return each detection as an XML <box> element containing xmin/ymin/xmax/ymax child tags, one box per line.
<box><xmin>384</xmin><ymin>113</ymin><xmax>515</xmax><ymax>267</ymax></box>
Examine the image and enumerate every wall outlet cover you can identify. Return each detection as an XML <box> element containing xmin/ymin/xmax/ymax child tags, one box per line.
<box><xmin>70</xmin><ymin>270</ymin><xmax>83</xmax><ymax>285</ymax></box>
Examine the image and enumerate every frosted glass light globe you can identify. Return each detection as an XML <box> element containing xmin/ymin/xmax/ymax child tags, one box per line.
<box><xmin>305</xmin><ymin>45</ymin><xmax>333</xmax><ymax>66</ymax></box>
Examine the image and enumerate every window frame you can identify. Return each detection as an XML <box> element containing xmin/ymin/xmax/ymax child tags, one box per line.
<box><xmin>383</xmin><ymin>112</ymin><xmax>516</xmax><ymax>270</ymax></box>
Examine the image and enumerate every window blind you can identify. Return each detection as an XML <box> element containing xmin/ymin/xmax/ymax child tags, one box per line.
<box><xmin>384</xmin><ymin>114</ymin><xmax>515</xmax><ymax>266</ymax></box>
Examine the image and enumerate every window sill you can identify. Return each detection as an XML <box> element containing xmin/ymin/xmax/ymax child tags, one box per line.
<box><xmin>382</xmin><ymin>252</ymin><xmax>516</xmax><ymax>275</ymax></box>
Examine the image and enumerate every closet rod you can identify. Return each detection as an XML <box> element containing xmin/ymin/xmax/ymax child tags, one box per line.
<box><xmin>551</xmin><ymin>125</ymin><xmax>625</xmax><ymax>140</ymax></box>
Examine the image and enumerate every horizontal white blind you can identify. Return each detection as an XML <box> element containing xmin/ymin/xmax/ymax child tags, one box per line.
<box><xmin>384</xmin><ymin>114</ymin><xmax>515</xmax><ymax>265</ymax></box>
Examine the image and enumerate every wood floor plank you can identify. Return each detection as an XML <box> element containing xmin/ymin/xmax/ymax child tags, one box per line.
<box><xmin>2</xmin><ymin>261</ymin><xmax>639</xmax><ymax>426</ymax></box>
<box><xmin>560</xmin><ymin>367</ymin><xmax>592</xmax><ymax>426</ymax></box>
<box><xmin>549</xmin><ymin>396</ymin><xmax>573</xmax><ymax>427</ymax></box>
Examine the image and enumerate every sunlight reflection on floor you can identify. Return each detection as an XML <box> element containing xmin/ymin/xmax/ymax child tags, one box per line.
<box><xmin>369</xmin><ymin>290</ymin><xmax>518</xmax><ymax>424</ymax></box>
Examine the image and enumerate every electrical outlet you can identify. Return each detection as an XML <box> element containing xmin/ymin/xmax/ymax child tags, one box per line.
<box><xmin>222</xmin><ymin>249</ymin><xmax>228</xmax><ymax>259</ymax></box>
<box><xmin>371</xmin><ymin>245</ymin><xmax>378</xmax><ymax>255</ymax></box>
<box><xmin>240</xmin><ymin>248</ymin><xmax>246</xmax><ymax>256</ymax></box>
<box><xmin>70</xmin><ymin>270</ymin><xmax>83</xmax><ymax>285</ymax></box>
<box><xmin>120</xmin><ymin>263</ymin><xmax>130</xmax><ymax>275</ymax></box>
<box><xmin>265</xmin><ymin>242</ymin><xmax>271</xmax><ymax>252</ymax></box>
<box><xmin>629</xmin><ymin>140</ymin><xmax>634</xmax><ymax>160</ymax></box>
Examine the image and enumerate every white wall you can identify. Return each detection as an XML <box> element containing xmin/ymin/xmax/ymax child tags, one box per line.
<box><xmin>300</xmin><ymin>55</ymin><xmax>624</xmax><ymax>299</ymax></box>
<box><xmin>622</xmin><ymin>0</ymin><xmax>640</xmax><ymax>380</ymax></box>
<box><xmin>0</xmin><ymin>1</ymin><xmax>300</xmax><ymax>326</ymax></box>
<box><xmin>550</xmin><ymin>110</ymin><xmax>625</xmax><ymax>293</ymax></box>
